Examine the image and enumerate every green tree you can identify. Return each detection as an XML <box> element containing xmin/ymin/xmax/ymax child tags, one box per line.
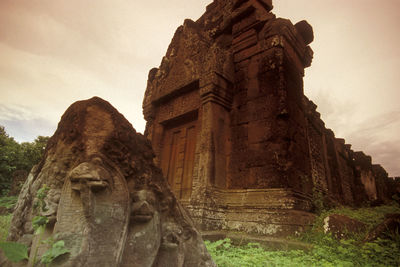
<box><xmin>18</xmin><ymin>136</ymin><xmax>49</xmax><ymax>172</ymax></box>
<box><xmin>0</xmin><ymin>126</ymin><xmax>49</xmax><ymax>195</ymax></box>
<box><xmin>0</xmin><ymin>126</ymin><xmax>21</xmax><ymax>195</ymax></box>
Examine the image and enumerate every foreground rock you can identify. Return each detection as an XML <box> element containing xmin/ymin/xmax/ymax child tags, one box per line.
<box><xmin>323</xmin><ymin>214</ymin><xmax>366</xmax><ymax>239</ymax></box>
<box><xmin>364</xmin><ymin>213</ymin><xmax>400</xmax><ymax>242</ymax></box>
<box><xmin>6</xmin><ymin>97</ymin><xmax>215</xmax><ymax>267</ymax></box>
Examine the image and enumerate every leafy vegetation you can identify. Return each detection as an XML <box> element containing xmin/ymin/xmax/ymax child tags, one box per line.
<box><xmin>0</xmin><ymin>125</ymin><xmax>49</xmax><ymax>196</ymax></box>
<box><xmin>0</xmin><ymin>196</ymin><xmax>18</xmax><ymax>209</ymax></box>
<box><xmin>206</xmin><ymin>203</ymin><xmax>400</xmax><ymax>267</ymax></box>
<box><xmin>0</xmin><ymin>185</ymin><xmax>69</xmax><ymax>266</ymax></box>
<box><xmin>40</xmin><ymin>240</ymin><xmax>69</xmax><ymax>266</ymax></box>
<box><xmin>206</xmin><ymin>234</ymin><xmax>400</xmax><ymax>266</ymax></box>
<box><xmin>0</xmin><ymin>241</ymin><xmax>28</xmax><ymax>262</ymax></box>
<box><xmin>0</xmin><ymin>214</ymin><xmax>12</xmax><ymax>241</ymax></box>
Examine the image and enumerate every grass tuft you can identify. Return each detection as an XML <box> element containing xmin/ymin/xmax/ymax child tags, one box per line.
<box><xmin>0</xmin><ymin>214</ymin><xmax>12</xmax><ymax>241</ymax></box>
<box><xmin>0</xmin><ymin>196</ymin><xmax>18</xmax><ymax>209</ymax></box>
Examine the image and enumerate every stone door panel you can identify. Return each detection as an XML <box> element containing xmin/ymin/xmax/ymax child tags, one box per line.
<box><xmin>160</xmin><ymin>120</ymin><xmax>197</xmax><ymax>200</ymax></box>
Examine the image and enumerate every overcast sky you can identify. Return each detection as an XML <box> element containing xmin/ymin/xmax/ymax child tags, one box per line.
<box><xmin>0</xmin><ymin>0</ymin><xmax>399</xmax><ymax>176</ymax></box>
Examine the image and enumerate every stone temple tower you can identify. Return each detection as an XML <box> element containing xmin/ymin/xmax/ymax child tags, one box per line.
<box><xmin>143</xmin><ymin>0</ymin><xmax>316</xmax><ymax>236</ymax></box>
<box><xmin>144</xmin><ymin>0</ymin><xmax>398</xmax><ymax>236</ymax></box>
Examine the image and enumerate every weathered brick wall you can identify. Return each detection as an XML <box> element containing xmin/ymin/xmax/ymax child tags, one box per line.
<box><xmin>303</xmin><ymin>98</ymin><xmax>395</xmax><ymax>206</ymax></box>
<box><xmin>372</xmin><ymin>164</ymin><xmax>391</xmax><ymax>202</ymax></box>
<box><xmin>304</xmin><ymin>98</ymin><xmax>329</xmax><ymax>194</ymax></box>
<box><xmin>142</xmin><ymin>0</ymin><xmax>394</xmax><ymax>236</ymax></box>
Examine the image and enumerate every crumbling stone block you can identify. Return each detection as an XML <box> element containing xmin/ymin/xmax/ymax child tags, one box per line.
<box><xmin>6</xmin><ymin>97</ymin><xmax>215</xmax><ymax>267</ymax></box>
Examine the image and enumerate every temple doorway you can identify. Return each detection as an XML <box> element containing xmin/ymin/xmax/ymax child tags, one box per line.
<box><xmin>160</xmin><ymin>119</ymin><xmax>197</xmax><ymax>200</ymax></box>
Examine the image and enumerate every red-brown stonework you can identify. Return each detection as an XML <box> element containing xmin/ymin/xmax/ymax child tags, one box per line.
<box><xmin>303</xmin><ymin>97</ymin><xmax>395</xmax><ymax>207</ymax></box>
<box><xmin>6</xmin><ymin>97</ymin><xmax>215</xmax><ymax>267</ymax></box>
<box><xmin>143</xmin><ymin>0</ymin><xmax>395</xmax><ymax>237</ymax></box>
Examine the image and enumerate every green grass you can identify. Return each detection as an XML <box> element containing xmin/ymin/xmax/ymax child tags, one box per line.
<box><xmin>0</xmin><ymin>195</ymin><xmax>16</xmax><ymax>242</ymax></box>
<box><xmin>206</xmin><ymin>203</ymin><xmax>400</xmax><ymax>267</ymax></box>
<box><xmin>206</xmin><ymin>237</ymin><xmax>400</xmax><ymax>267</ymax></box>
<box><xmin>0</xmin><ymin>196</ymin><xmax>18</xmax><ymax>209</ymax></box>
<box><xmin>0</xmin><ymin>214</ymin><xmax>12</xmax><ymax>241</ymax></box>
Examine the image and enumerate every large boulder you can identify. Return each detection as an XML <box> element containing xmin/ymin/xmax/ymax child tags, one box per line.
<box><xmin>6</xmin><ymin>97</ymin><xmax>215</xmax><ymax>267</ymax></box>
<box><xmin>323</xmin><ymin>214</ymin><xmax>367</xmax><ymax>239</ymax></box>
<box><xmin>364</xmin><ymin>213</ymin><xmax>400</xmax><ymax>242</ymax></box>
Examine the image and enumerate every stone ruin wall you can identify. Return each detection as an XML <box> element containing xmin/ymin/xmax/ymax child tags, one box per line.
<box><xmin>303</xmin><ymin>96</ymin><xmax>397</xmax><ymax>207</ymax></box>
<box><xmin>143</xmin><ymin>0</ymin><xmax>398</xmax><ymax>237</ymax></box>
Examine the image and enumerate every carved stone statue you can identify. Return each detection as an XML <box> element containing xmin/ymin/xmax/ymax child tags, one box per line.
<box><xmin>6</xmin><ymin>97</ymin><xmax>215</xmax><ymax>267</ymax></box>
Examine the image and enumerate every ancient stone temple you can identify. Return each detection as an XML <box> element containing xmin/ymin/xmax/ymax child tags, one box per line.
<box><xmin>143</xmin><ymin>0</ymin><xmax>397</xmax><ymax>236</ymax></box>
<box><xmin>6</xmin><ymin>97</ymin><xmax>215</xmax><ymax>267</ymax></box>
<box><xmin>302</xmin><ymin>97</ymin><xmax>397</xmax><ymax>206</ymax></box>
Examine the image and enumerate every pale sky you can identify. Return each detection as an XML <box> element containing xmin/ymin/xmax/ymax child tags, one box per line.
<box><xmin>0</xmin><ymin>0</ymin><xmax>399</xmax><ymax>176</ymax></box>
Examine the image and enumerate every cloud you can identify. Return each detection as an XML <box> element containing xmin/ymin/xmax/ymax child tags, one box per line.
<box><xmin>0</xmin><ymin>0</ymin><xmax>399</xmax><ymax>176</ymax></box>
<box><xmin>0</xmin><ymin>0</ymin><xmax>210</xmax><ymax>139</ymax></box>
<box><xmin>367</xmin><ymin>139</ymin><xmax>400</xmax><ymax>177</ymax></box>
<box><xmin>0</xmin><ymin>118</ymin><xmax>56</xmax><ymax>143</ymax></box>
<box><xmin>0</xmin><ymin>103</ymin><xmax>56</xmax><ymax>142</ymax></box>
<box><xmin>344</xmin><ymin>111</ymin><xmax>400</xmax><ymax>176</ymax></box>
<box><xmin>303</xmin><ymin>89</ymin><xmax>400</xmax><ymax>176</ymax></box>
<box><xmin>304</xmin><ymin>87</ymin><xmax>358</xmax><ymax>137</ymax></box>
<box><xmin>0</xmin><ymin>0</ymin><xmax>204</xmax><ymax>141</ymax></box>
<box><xmin>0</xmin><ymin>104</ymin><xmax>35</xmax><ymax>121</ymax></box>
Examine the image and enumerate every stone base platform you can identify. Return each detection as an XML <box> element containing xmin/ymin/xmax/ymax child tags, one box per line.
<box><xmin>184</xmin><ymin>188</ymin><xmax>316</xmax><ymax>237</ymax></box>
<box><xmin>201</xmin><ymin>231</ymin><xmax>312</xmax><ymax>250</ymax></box>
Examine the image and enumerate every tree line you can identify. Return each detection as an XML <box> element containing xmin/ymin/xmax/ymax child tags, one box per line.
<box><xmin>0</xmin><ymin>126</ymin><xmax>49</xmax><ymax>196</ymax></box>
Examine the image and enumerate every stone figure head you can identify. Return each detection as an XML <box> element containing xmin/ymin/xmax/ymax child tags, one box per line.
<box><xmin>7</xmin><ymin>97</ymin><xmax>215</xmax><ymax>267</ymax></box>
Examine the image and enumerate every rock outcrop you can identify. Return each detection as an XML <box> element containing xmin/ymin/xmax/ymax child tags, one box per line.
<box><xmin>364</xmin><ymin>213</ymin><xmax>400</xmax><ymax>242</ymax></box>
<box><xmin>142</xmin><ymin>0</ymin><xmax>397</xmax><ymax>237</ymax></box>
<box><xmin>7</xmin><ymin>97</ymin><xmax>215</xmax><ymax>267</ymax></box>
<box><xmin>323</xmin><ymin>214</ymin><xmax>366</xmax><ymax>239</ymax></box>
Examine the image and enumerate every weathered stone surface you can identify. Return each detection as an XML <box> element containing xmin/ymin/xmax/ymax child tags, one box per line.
<box><xmin>142</xmin><ymin>0</ymin><xmax>394</xmax><ymax>237</ymax></box>
<box><xmin>294</xmin><ymin>20</ymin><xmax>314</xmax><ymax>45</ymax></box>
<box><xmin>7</xmin><ymin>97</ymin><xmax>215</xmax><ymax>267</ymax></box>
<box><xmin>0</xmin><ymin>206</ymin><xmax>11</xmax><ymax>215</ymax></box>
<box><xmin>8</xmin><ymin>170</ymin><xmax>28</xmax><ymax>196</ymax></box>
<box><xmin>303</xmin><ymin>96</ymin><xmax>396</xmax><ymax>207</ymax></box>
<box><xmin>364</xmin><ymin>213</ymin><xmax>400</xmax><ymax>242</ymax></box>
<box><xmin>389</xmin><ymin>177</ymin><xmax>400</xmax><ymax>205</ymax></box>
<box><xmin>143</xmin><ymin>0</ymin><xmax>315</xmax><ymax>237</ymax></box>
<box><xmin>323</xmin><ymin>214</ymin><xmax>367</xmax><ymax>239</ymax></box>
